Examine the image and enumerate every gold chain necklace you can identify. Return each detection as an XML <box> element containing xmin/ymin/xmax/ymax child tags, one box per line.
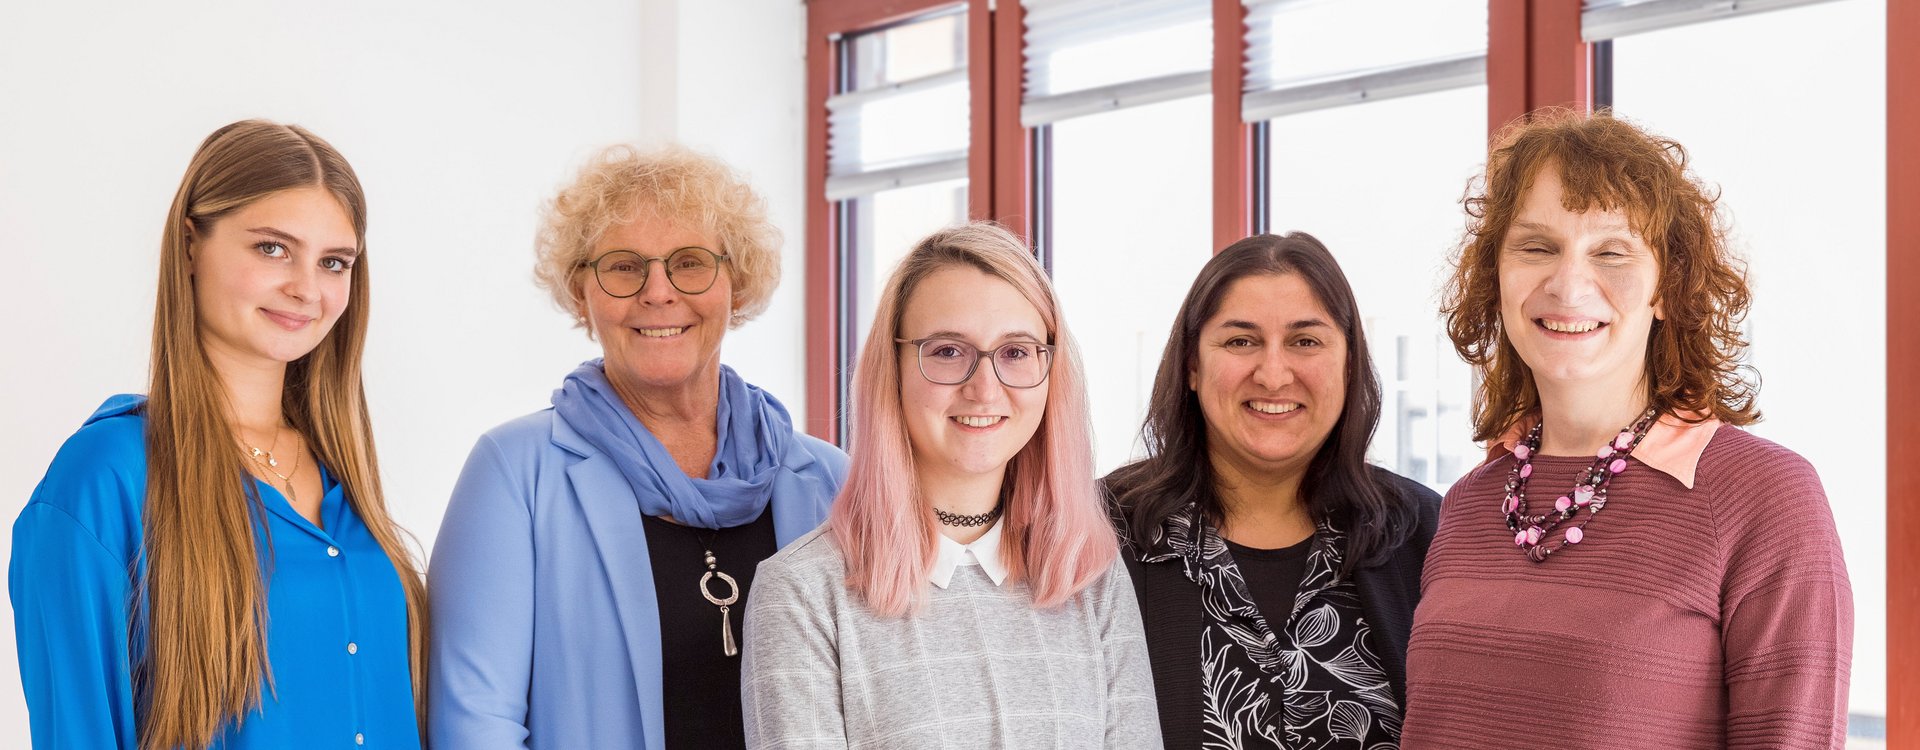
<box><xmin>241</xmin><ymin>427</ymin><xmax>304</xmax><ymax>507</ymax></box>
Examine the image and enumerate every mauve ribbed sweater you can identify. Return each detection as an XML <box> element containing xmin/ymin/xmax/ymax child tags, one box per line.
<box><xmin>1401</xmin><ymin>425</ymin><xmax>1853</xmax><ymax>749</ymax></box>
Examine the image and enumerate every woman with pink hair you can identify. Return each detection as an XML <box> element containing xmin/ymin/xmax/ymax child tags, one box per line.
<box><xmin>740</xmin><ymin>222</ymin><xmax>1161</xmax><ymax>749</ymax></box>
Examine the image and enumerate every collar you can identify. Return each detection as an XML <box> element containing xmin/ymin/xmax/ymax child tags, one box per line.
<box><xmin>1488</xmin><ymin>412</ymin><xmax>1721</xmax><ymax>489</ymax></box>
<box><xmin>929</xmin><ymin>519</ymin><xmax>1009</xmax><ymax>589</ymax></box>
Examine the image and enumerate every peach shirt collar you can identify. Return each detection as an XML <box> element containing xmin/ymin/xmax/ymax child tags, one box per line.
<box><xmin>1487</xmin><ymin>413</ymin><xmax>1721</xmax><ymax>489</ymax></box>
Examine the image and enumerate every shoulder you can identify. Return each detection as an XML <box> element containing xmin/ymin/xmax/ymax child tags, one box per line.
<box><xmin>1085</xmin><ymin>553</ymin><xmax>1138</xmax><ymax>603</ymax></box>
<box><xmin>475</xmin><ymin>408</ymin><xmax>561</xmax><ymax>453</ymax></box>
<box><xmin>755</xmin><ymin>524</ymin><xmax>846</xmax><ymax>589</ymax></box>
<box><xmin>1697</xmin><ymin>424</ymin><xmax>1822</xmax><ymax>490</ymax></box>
<box><xmin>1364</xmin><ymin>465</ymin><xmax>1442</xmax><ymax>544</ymax></box>
<box><xmin>1437</xmin><ymin>453</ymin><xmax>1511</xmax><ymax>511</ymax></box>
<box><xmin>461</xmin><ymin>408</ymin><xmax>570</xmax><ymax>474</ymax></box>
<box><xmin>1369</xmin><ymin>465</ymin><xmax>1442</xmax><ymax>515</ymax></box>
<box><xmin>36</xmin><ymin>397</ymin><xmax>149</xmax><ymax>496</ymax></box>
<box><xmin>19</xmin><ymin>396</ymin><xmax>151</xmax><ymax>552</ymax></box>
<box><xmin>1694</xmin><ymin>425</ymin><xmax>1837</xmax><ymax>553</ymax></box>
<box><xmin>53</xmin><ymin>410</ymin><xmax>147</xmax><ymax>473</ymax></box>
<box><xmin>445</xmin><ymin>409</ymin><xmax>574</xmax><ymax>511</ymax></box>
<box><xmin>790</xmin><ymin>432</ymin><xmax>849</xmax><ymax>482</ymax></box>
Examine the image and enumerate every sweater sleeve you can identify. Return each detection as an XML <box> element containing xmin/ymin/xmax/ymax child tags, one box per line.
<box><xmin>9</xmin><ymin>475</ymin><xmax>141</xmax><ymax>748</ymax></box>
<box><xmin>1098</xmin><ymin>559</ymin><xmax>1165</xmax><ymax>750</ymax></box>
<box><xmin>427</xmin><ymin>434</ymin><xmax>537</xmax><ymax>749</ymax></box>
<box><xmin>1713</xmin><ymin>443</ymin><xmax>1853</xmax><ymax>749</ymax></box>
<box><xmin>741</xmin><ymin>548</ymin><xmax>848</xmax><ymax>750</ymax></box>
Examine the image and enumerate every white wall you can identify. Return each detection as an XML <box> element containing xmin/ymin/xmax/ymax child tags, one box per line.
<box><xmin>0</xmin><ymin>0</ymin><xmax>807</xmax><ymax>742</ymax></box>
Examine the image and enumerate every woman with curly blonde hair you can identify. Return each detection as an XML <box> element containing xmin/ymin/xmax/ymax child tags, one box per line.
<box><xmin>428</xmin><ymin>144</ymin><xmax>846</xmax><ymax>750</ymax></box>
<box><xmin>1400</xmin><ymin>110</ymin><xmax>1852</xmax><ymax>748</ymax></box>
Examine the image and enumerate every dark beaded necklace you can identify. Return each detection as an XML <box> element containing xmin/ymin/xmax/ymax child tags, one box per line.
<box><xmin>1503</xmin><ymin>407</ymin><xmax>1659</xmax><ymax>563</ymax></box>
<box><xmin>933</xmin><ymin>502</ymin><xmax>1003</xmax><ymax>528</ymax></box>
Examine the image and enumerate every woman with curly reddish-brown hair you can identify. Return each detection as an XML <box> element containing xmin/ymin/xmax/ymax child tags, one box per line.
<box><xmin>1399</xmin><ymin>110</ymin><xmax>1852</xmax><ymax>749</ymax></box>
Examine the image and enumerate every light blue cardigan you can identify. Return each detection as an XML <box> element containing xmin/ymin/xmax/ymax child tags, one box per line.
<box><xmin>426</xmin><ymin>406</ymin><xmax>846</xmax><ymax>749</ymax></box>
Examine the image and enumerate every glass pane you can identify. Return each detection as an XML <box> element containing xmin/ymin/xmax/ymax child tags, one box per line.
<box><xmin>1049</xmin><ymin>95</ymin><xmax>1213</xmax><ymax>475</ymax></box>
<box><xmin>1610</xmin><ymin>0</ymin><xmax>1885</xmax><ymax>735</ymax></box>
<box><xmin>1267</xmin><ymin>85</ymin><xmax>1487</xmax><ymax>491</ymax></box>
<box><xmin>851</xmin><ymin>179</ymin><xmax>970</xmax><ymax>353</ymax></box>
<box><xmin>828</xmin><ymin>77</ymin><xmax>970</xmax><ymax>173</ymax></box>
<box><xmin>851</xmin><ymin>9</ymin><xmax>966</xmax><ymax>90</ymax></box>
<box><xmin>1026</xmin><ymin>3</ymin><xmax>1210</xmax><ymax>97</ymax></box>
<box><xmin>1249</xmin><ymin>0</ymin><xmax>1485</xmax><ymax>90</ymax></box>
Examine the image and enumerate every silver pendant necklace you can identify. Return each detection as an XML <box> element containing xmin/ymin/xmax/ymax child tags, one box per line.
<box><xmin>692</xmin><ymin>528</ymin><xmax>742</xmax><ymax>657</ymax></box>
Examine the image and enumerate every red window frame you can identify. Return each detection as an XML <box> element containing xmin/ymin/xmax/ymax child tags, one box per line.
<box><xmin>806</xmin><ymin>3</ymin><xmax>1918</xmax><ymax>736</ymax></box>
<box><xmin>802</xmin><ymin>0</ymin><xmax>995</xmax><ymax>440</ymax></box>
<box><xmin>1889</xmin><ymin>0</ymin><xmax>1918</xmax><ymax>739</ymax></box>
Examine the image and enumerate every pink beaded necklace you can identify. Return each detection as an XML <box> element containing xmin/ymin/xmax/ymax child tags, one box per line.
<box><xmin>1502</xmin><ymin>408</ymin><xmax>1659</xmax><ymax>563</ymax></box>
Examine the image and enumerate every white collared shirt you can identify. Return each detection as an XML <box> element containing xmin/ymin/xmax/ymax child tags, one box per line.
<box><xmin>929</xmin><ymin>518</ymin><xmax>1009</xmax><ymax>589</ymax></box>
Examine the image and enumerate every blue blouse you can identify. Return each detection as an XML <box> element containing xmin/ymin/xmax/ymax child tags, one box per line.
<box><xmin>8</xmin><ymin>395</ymin><xmax>420</xmax><ymax>749</ymax></box>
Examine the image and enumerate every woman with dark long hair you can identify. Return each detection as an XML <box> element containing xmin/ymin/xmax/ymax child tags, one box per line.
<box><xmin>9</xmin><ymin>120</ymin><xmax>427</xmax><ymax>749</ymax></box>
<box><xmin>1105</xmin><ymin>232</ymin><xmax>1440</xmax><ymax>749</ymax></box>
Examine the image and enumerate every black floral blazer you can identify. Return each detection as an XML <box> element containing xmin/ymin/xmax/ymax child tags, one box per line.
<box><xmin>1114</xmin><ymin>467</ymin><xmax>1441</xmax><ymax>750</ymax></box>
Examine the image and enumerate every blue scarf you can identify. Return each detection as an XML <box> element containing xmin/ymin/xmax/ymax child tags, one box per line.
<box><xmin>551</xmin><ymin>359</ymin><xmax>796</xmax><ymax>529</ymax></box>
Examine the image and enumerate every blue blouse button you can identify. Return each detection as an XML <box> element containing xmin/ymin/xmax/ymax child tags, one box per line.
<box><xmin>327</xmin><ymin>546</ymin><xmax>340</xmax><ymax>557</ymax></box>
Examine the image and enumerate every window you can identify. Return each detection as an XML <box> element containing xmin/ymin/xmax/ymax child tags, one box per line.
<box><xmin>1023</xmin><ymin>0</ymin><xmax>1213</xmax><ymax>474</ymax></box>
<box><xmin>799</xmin><ymin>8</ymin><xmax>1912</xmax><ymax>731</ymax></box>
<box><xmin>1596</xmin><ymin>0</ymin><xmax>1888</xmax><ymax>740</ymax></box>
<box><xmin>1251</xmin><ymin>0</ymin><xmax>1488</xmax><ymax>490</ymax></box>
<box><xmin>1048</xmin><ymin>97</ymin><xmax>1214</xmax><ymax>474</ymax></box>
<box><xmin>826</xmin><ymin>7</ymin><xmax>972</xmax><ymax>440</ymax></box>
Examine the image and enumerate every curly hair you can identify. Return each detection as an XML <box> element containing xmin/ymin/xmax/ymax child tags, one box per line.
<box><xmin>1441</xmin><ymin>108</ymin><xmax>1759</xmax><ymax>441</ymax></box>
<box><xmin>534</xmin><ymin>143</ymin><xmax>782</xmax><ymax>329</ymax></box>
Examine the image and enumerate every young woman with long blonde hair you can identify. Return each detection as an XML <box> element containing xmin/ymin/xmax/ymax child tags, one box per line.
<box><xmin>740</xmin><ymin>222</ymin><xmax>1161</xmax><ymax>748</ymax></box>
<box><xmin>9</xmin><ymin>120</ymin><xmax>428</xmax><ymax>749</ymax></box>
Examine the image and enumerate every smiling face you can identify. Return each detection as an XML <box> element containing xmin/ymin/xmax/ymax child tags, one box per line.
<box><xmin>1190</xmin><ymin>273</ymin><xmax>1346</xmax><ymax>482</ymax></box>
<box><xmin>898</xmin><ymin>265</ymin><xmax>1051</xmax><ymax>491</ymax></box>
<box><xmin>191</xmin><ymin>186</ymin><xmax>358</xmax><ymax>371</ymax></box>
<box><xmin>1498</xmin><ymin>166</ymin><xmax>1663</xmax><ymax>396</ymax></box>
<box><xmin>580</xmin><ymin>205</ymin><xmax>734</xmax><ymax>395</ymax></box>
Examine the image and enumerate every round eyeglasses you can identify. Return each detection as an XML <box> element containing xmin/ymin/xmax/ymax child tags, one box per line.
<box><xmin>897</xmin><ymin>337</ymin><xmax>1055</xmax><ymax>389</ymax></box>
<box><xmin>584</xmin><ymin>247</ymin><xmax>731</xmax><ymax>297</ymax></box>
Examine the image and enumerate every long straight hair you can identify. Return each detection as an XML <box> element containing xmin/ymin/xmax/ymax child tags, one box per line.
<box><xmin>828</xmin><ymin>222</ymin><xmax>1114</xmax><ymax>617</ymax></box>
<box><xmin>1105</xmin><ymin>233</ymin><xmax>1414</xmax><ymax>573</ymax></box>
<box><xmin>140</xmin><ymin>120</ymin><xmax>429</xmax><ymax>750</ymax></box>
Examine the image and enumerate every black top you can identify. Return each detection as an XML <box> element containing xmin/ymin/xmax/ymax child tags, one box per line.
<box><xmin>1222</xmin><ymin>535</ymin><xmax>1311</xmax><ymax>629</ymax></box>
<box><xmin>641</xmin><ymin>507</ymin><xmax>778</xmax><ymax>750</ymax></box>
<box><xmin>1112</xmin><ymin>467</ymin><xmax>1443</xmax><ymax>750</ymax></box>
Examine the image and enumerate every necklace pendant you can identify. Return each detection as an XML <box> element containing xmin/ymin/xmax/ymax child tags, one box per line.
<box><xmin>699</xmin><ymin>569</ymin><xmax>742</xmax><ymax>656</ymax></box>
<box><xmin>267</xmin><ymin>456</ymin><xmax>279</xmax><ymax>468</ymax></box>
<box><xmin>720</xmin><ymin>605</ymin><xmax>738</xmax><ymax>657</ymax></box>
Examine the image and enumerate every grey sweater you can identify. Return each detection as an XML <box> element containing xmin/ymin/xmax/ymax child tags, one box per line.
<box><xmin>741</xmin><ymin>526</ymin><xmax>1163</xmax><ymax>749</ymax></box>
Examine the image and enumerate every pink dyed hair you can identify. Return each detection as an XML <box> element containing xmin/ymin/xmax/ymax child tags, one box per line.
<box><xmin>828</xmin><ymin>222</ymin><xmax>1116</xmax><ymax>617</ymax></box>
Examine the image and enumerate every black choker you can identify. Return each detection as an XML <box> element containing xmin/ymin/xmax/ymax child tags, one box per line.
<box><xmin>934</xmin><ymin>503</ymin><xmax>1002</xmax><ymax>528</ymax></box>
